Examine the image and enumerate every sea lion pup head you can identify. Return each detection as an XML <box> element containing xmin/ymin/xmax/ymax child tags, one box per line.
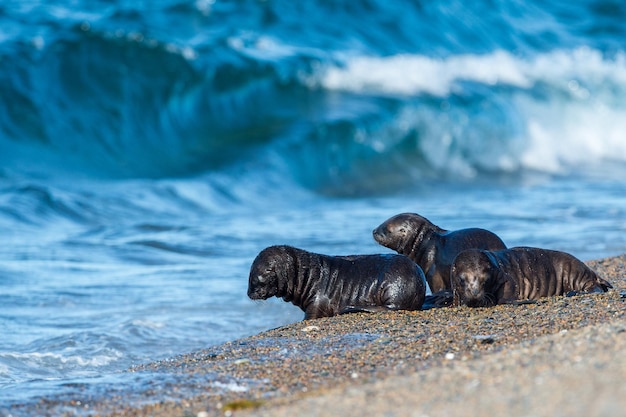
<box><xmin>373</xmin><ymin>213</ymin><xmax>443</xmax><ymax>253</ymax></box>
<box><xmin>247</xmin><ymin>245</ymin><xmax>293</xmax><ymax>300</ymax></box>
<box><xmin>451</xmin><ymin>250</ymin><xmax>500</xmax><ymax>307</ymax></box>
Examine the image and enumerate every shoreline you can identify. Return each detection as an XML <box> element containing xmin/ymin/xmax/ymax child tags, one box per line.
<box><xmin>5</xmin><ymin>254</ymin><xmax>626</xmax><ymax>417</ymax></box>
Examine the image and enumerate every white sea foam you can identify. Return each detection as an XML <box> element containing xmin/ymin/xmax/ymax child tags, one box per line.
<box><xmin>317</xmin><ymin>48</ymin><xmax>626</xmax><ymax>174</ymax></box>
<box><xmin>321</xmin><ymin>50</ymin><xmax>531</xmax><ymax>95</ymax></box>
<box><xmin>211</xmin><ymin>381</ymin><xmax>249</xmax><ymax>393</ymax></box>
<box><xmin>130</xmin><ymin>319</ymin><xmax>166</xmax><ymax>329</ymax></box>
<box><xmin>0</xmin><ymin>349</ymin><xmax>123</xmax><ymax>369</ymax></box>
<box><xmin>520</xmin><ymin>99</ymin><xmax>626</xmax><ymax>172</ymax></box>
<box><xmin>319</xmin><ymin>47</ymin><xmax>626</xmax><ymax>97</ymax></box>
<box><xmin>0</xmin><ymin>349</ymin><xmax>123</xmax><ymax>387</ymax></box>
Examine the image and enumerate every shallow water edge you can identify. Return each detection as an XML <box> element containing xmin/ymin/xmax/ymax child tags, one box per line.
<box><xmin>3</xmin><ymin>254</ymin><xmax>624</xmax><ymax>417</ymax></box>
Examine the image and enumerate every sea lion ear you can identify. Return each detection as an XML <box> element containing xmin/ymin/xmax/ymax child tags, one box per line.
<box><xmin>495</xmin><ymin>270</ymin><xmax>507</xmax><ymax>284</ymax></box>
<box><xmin>497</xmin><ymin>271</ymin><xmax>517</xmax><ymax>300</ymax></box>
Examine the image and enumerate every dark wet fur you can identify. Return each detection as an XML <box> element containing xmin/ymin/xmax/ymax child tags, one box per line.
<box><xmin>373</xmin><ymin>213</ymin><xmax>507</xmax><ymax>293</ymax></box>
<box><xmin>451</xmin><ymin>247</ymin><xmax>613</xmax><ymax>307</ymax></box>
<box><xmin>248</xmin><ymin>245</ymin><xmax>427</xmax><ymax>320</ymax></box>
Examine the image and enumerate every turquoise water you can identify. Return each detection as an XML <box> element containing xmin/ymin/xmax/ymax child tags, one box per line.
<box><xmin>1</xmin><ymin>0</ymin><xmax>626</xmax><ymax>407</ymax></box>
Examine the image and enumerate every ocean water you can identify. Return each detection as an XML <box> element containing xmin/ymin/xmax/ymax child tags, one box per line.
<box><xmin>1</xmin><ymin>0</ymin><xmax>626</xmax><ymax>408</ymax></box>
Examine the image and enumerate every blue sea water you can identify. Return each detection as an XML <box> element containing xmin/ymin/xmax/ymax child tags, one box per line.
<box><xmin>1</xmin><ymin>0</ymin><xmax>626</xmax><ymax>408</ymax></box>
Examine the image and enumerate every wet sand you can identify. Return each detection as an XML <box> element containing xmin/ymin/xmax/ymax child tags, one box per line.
<box><xmin>5</xmin><ymin>254</ymin><xmax>626</xmax><ymax>417</ymax></box>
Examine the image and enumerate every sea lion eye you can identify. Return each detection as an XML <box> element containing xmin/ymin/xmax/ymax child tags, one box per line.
<box><xmin>256</xmin><ymin>266</ymin><xmax>273</xmax><ymax>283</ymax></box>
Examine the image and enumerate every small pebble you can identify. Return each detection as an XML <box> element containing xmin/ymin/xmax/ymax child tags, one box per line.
<box><xmin>472</xmin><ymin>334</ymin><xmax>497</xmax><ymax>344</ymax></box>
<box><xmin>445</xmin><ymin>353</ymin><xmax>455</xmax><ymax>360</ymax></box>
<box><xmin>302</xmin><ymin>325</ymin><xmax>320</xmax><ymax>332</ymax></box>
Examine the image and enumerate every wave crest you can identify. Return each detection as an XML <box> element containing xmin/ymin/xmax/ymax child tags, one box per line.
<box><xmin>287</xmin><ymin>47</ymin><xmax>626</xmax><ymax>194</ymax></box>
<box><xmin>1</xmin><ymin>14</ymin><xmax>626</xmax><ymax>194</ymax></box>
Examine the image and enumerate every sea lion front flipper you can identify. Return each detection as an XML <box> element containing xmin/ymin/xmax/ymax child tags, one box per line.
<box><xmin>566</xmin><ymin>285</ymin><xmax>610</xmax><ymax>298</ymax></box>
<box><xmin>422</xmin><ymin>290</ymin><xmax>454</xmax><ymax>309</ymax></box>
<box><xmin>596</xmin><ymin>280</ymin><xmax>613</xmax><ymax>291</ymax></box>
<box><xmin>339</xmin><ymin>305</ymin><xmax>395</xmax><ymax>315</ymax></box>
<box><xmin>503</xmin><ymin>299</ymin><xmax>538</xmax><ymax>305</ymax></box>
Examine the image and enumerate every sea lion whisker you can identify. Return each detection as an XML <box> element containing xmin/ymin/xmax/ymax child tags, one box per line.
<box><xmin>482</xmin><ymin>293</ymin><xmax>496</xmax><ymax>307</ymax></box>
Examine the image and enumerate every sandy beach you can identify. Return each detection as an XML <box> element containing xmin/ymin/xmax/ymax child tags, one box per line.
<box><xmin>5</xmin><ymin>254</ymin><xmax>625</xmax><ymax>417</ymax></box>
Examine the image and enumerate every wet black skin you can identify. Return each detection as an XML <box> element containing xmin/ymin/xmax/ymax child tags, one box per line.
<box><xmin>247</xmin><ymin>245</ymin><xmax>427</xmax><ymax>320</ymax></box>
<box><xmin>451</xmin><ymin>247</ymin><xmax>613</xmax><ymax>307</ymax></box>
<box><xmin>373</xmin><ymin>213</ymin><xmax>507</xmax><ymax>293</ymax></box>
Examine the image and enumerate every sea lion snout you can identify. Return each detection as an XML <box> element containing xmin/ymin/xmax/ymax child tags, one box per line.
<box><xmin>247</xmin><ymin>277</ymin><xmax>265</xmax><ymax>299</ymax></box>
<box><xmin>454</xmin><ymin>272</ymin><xmax>481</xmax><ymax>298</ymax></box>
<box><xmin>372</xmin><ymin>219</ymin><xmax>405</xmax><ymax>245</ymax></box>
<box><xmin>466</xmin><ymin>275</ymin><xmax>484</xmax><ymax>297</ymax></box>
<box><xmin>372</xmin><ymin>226</ymin><xmax>385</xmax><ymax>241</ymax></box>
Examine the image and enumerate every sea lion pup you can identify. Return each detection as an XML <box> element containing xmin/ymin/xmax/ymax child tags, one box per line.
<box><xmin>247</xmin><ymin>245</ymin><xmax>427</xmax><ymax>320</ymax></box>
<box><xmin>373</xmin><ymin>213</ymin><xmax>507</xmax><ymax>293</ymax></box>
<box><xmin>450</xmin><ymin>247</ymin><xmax>613</xmax><ymax>307</ymax></box>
